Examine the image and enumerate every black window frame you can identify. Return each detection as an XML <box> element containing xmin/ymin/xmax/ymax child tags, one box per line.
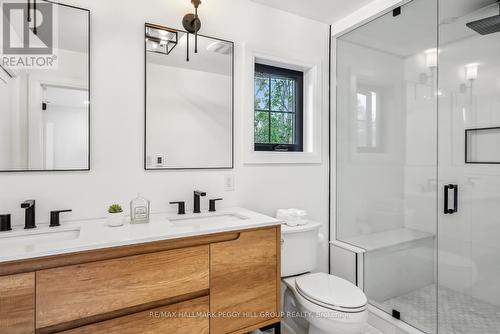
<box><xmin>254</xmin><ymin>63</ymin><xmax>304</xmax><ymax>152</ymax></box>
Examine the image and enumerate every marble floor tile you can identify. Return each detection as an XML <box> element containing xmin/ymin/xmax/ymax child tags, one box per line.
<box><xmin>377</xmin><ymin>284</ymin><xmax>500</xmax><ymax>334</ymax></box>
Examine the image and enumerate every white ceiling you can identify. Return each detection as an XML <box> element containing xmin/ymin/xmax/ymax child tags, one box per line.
<box><xmin>340</xmin><ymin>0</ymin><xmax>498</xmax><ymax>57</ymax></box>
<box><xmin>250</xmin><ymin>0</ymin><xmax>374</xmax><ymax>24</ymax></box>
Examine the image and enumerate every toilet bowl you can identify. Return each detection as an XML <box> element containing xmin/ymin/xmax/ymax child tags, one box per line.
<box><xmin>281</xmin><ymin>222</ymin><xmax>368</xmax><ymax>334</ymax></box>
<box><xmin>282</xmin><ymin>273</ymin><xmax>368</xmax><ymax>334</ymax></box>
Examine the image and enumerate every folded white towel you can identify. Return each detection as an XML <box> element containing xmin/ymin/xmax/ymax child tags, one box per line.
<box><xmin>284</xmin><ymin>219</ymin><xmax>309</xmax><ymax>227</ymax></box>
<box><xmin>276</xmin><ymin>208</ymin><xmax>308</xmax><ymax>223</ymax></box>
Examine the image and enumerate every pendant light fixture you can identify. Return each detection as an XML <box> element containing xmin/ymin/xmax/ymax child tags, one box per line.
<box><xmin>33</xmin><ymin>0</ymin><xmax>37</xmax><ymax>35</ymax></box>
<box><xmin>182</xmin><ymin>0</ymin><xmax>202</xmax><ymax>61</ymax></box>
<box><xmin>27</xmin><ymin>0</ymin><xmax>38</xmax><ymax>35</ymax></box>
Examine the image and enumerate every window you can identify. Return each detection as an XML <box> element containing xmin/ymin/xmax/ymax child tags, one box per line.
<box><xmin>254</xmin><ymin>63</ymin><xmax>303</xmax><ymax>152</ymax></box>
<box><xmin>356</xmin><ymin>86</ymin><xmax>382</xmax><ymax>153</ymax></box>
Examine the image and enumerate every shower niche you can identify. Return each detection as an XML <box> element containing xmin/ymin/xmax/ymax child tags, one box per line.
<box><xmin>334</xmin><ymin>0</ymin><xmax>500</xmax><ymax>333</ymax></box>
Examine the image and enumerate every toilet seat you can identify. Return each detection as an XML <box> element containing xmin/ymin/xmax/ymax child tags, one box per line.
<box><xmin>295</xmin><ymin>273</ymin><xmax>368</xmax><ymax>313</ymax></box>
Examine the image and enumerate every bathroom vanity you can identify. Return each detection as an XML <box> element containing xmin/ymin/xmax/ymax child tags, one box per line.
<box><xmin>0</xmin><ymin>209</ymin><xmax>281</xmax><ymax>334</ymax></box>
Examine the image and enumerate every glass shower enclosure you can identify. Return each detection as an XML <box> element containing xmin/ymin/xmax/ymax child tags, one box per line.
<box><xmin>334</xmin><ymin>0</ymin><xmax>500</xmax><ymax>333</ymax></box>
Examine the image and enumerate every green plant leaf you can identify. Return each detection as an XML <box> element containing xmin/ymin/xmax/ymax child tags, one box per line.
<box><xmin>108</xmin><ymin>204</ymin><xmax>123</xmax><ymax>213</ymax></box>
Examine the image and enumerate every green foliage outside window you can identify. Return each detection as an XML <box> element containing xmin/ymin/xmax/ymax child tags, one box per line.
<box><xmin>254</xmin><ymin>73</ymin><xmax>296</xmax><ymax>144</ymax></box>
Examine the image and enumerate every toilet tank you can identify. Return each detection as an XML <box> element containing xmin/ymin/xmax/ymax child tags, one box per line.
<box><xmin>281</xmin><ymin>221</ymin><xmax>321</xmax><ymax>277</ymax></box>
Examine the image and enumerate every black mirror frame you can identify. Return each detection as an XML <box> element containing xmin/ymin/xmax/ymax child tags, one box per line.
<box><xmin>0</xmin><ymin>1</ymin><xmax>91</xmax><ymax>173</ymax></box>
<box><xmin>144</xmin><ymin>23</ymin><xmax>234</xmax><ymax>171</ymax></box>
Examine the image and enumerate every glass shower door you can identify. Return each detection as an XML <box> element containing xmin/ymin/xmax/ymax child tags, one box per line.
<box><xmin>437</xmin><ymin>1</ymin><xmax>500</xmax><ymax>333</ymax></box>
<box><xmin>335</xmin><ymin>0</ymin><xmax>439</xmax><ymax>332</ymax></box>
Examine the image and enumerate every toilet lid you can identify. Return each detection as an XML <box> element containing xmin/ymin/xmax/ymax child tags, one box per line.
<box><xmin>295</xmin><ymin>273</ymin><xmax>367</xmax><ymax>310</ymax></box>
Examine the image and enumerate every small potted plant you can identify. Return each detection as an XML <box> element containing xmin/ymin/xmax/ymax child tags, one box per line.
<box><xmin>107</xmin><ymin>204</ymin><xmax>124</xmax><ymax>227</ymax></box>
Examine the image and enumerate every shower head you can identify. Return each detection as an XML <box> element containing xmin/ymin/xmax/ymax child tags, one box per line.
<box><xmin>466</xmin><ymin>2</ymin><xmax>500</xmax><ymax>35</ymax></box>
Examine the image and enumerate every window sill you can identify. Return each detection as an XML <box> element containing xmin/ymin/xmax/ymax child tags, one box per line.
<box><xmin>243</xmin><ymin>150</ymin><xmax>322</xmax><ymax>165</ymax></box>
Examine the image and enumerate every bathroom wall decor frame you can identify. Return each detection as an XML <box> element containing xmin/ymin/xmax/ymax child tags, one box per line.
<box><xmin>0</xmin><ymin>0</ymin><xmax>91</xmax><ymax>173</ymax></box>
<box><xmin>464</xmin><ymin>126</ymin><xmax>500</xmax><ymax>164</ymax></box>
<box><xmin>143</xmin><ymin>23</ymin><xmax>235</xmax><ymax>171</ymax></box>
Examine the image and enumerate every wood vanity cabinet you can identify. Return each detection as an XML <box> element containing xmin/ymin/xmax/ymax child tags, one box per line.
<box><xmin>58</xmin><ymin>297</ymin><xmax>210</xmax><ymax>334</ymax></box>
<box><xmin>36</xmin><ymin>246</ymin><xmax>210</xmax><ymax>329</ymax></box>
<box><xmin>210</xmin><ymin>228</ymin><xmax>280</xmax><ymax>333</ymax></box>
<box><xmin>0</xmin><ymin>273</ymin><xmax>35</xmax><ymax>334</ymax></box>
<box><xmin>0</xmin><ymin>226</ymin><xmax>280</xmax><ymax>334</ymax></box>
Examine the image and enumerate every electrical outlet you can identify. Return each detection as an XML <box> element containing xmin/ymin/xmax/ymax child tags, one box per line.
<box><xmin>224</xmin><ymin>174</ymin><xmax>235</xmax><ymax>192</ymax></box>
<box><xmin>154</xmin><ymin>154</ymin><xmax>165</xmax><ymax>167</ymax></box>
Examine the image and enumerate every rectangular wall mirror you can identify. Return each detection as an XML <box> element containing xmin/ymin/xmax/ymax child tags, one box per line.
<box><xmin>145</xmin><ymin>24</ymin><xmax>234</xmax><ymax>170</ymax></box>
<box><xmin>0</xmin><ymin>3</ymin><xmax>90</xmax><ymax>172</ymax></box>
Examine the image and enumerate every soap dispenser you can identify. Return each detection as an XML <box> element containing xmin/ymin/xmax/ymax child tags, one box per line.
<box><xmin>130</xmin><ymin>193</ymin><xmax>150</xmax><ymax>224</ymax></box>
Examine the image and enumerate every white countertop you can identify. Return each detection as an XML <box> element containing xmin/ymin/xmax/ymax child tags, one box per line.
<box><xmin>0</xmin><ymin>208</ymin><xmax>281</xmax><ymax>263</ymax></box>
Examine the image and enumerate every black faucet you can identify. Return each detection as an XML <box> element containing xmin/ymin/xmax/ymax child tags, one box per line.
<box><xmin>0</xmin><ymin>214</ymin><xmax>11</xmax><ymax>232</ymax></box>
<box><xmin>209</xmin><ymin>198</ymin><xmax>223</xmax><ymax>212</ymax></box>
<box><xmin>193</xmin><ymin>191</ymin><xmax>206</xmax><ymax>213</ymax></box>
<box><xmin>21</xmin><ymin>200</ymin><xmax>36</xmax><ymax>229</ymax></box>
<box><xmin>50</xmin><ymin>210</ymin><xmax>72</xmax><ymax>227</ymax></box>
<box><xmin>169</xmin><ymin>201</ymin><xmax>186</xmax><ymax>215</ymax></box>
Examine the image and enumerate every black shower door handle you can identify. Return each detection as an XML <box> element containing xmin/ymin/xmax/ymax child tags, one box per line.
<box><xmin>444</xmin><ymin>184</ymin><xmax>458</xmax><ymax>214</ymax></box>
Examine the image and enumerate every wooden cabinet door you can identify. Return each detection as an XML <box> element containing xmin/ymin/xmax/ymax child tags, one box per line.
<box><xmin>58</xmin><ymin>297</ymin><xmax>210</xmax><ymax>334</ymax></box>
<box><xmin>36</xmin><ymin>246</ymin><xmax>209</xmax><ymax>330</ymax></box>
<box><xmin>0</xmin><ymin>273</ymin><xmax>35</xmax><ymax>334</ymax></box>
<box><xmin>210</xmin><ymin>227</ymin><xmax>280</xmax><ymax>333</ymax></box>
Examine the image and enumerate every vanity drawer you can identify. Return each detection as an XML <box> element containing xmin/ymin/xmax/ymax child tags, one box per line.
<box><xmin>58</xmin><ymin>296</ymin><xmax>210</xmax><ymax>334</ymax></box>
<box><xmin>36</xmin><ymin>245</ymin><xmax>209</xmax><ymax>330</ymax></box>
<box><xmin>210</xmin><ymin>227</ymin><xmax>280</xmax><ymax>334</ymax></box>
<box><xmin>0</xmin><ymin>273</ymin><xmax>35</xmax><ymax>334</ymax></box>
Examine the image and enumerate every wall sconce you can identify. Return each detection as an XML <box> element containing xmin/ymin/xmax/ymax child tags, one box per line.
<box><xmin>183</xmin><ymin>0</ymin><xmax>202</xmax><ymax>61</ymax></box>
<box><xmin>460</xmin><ymin>63</ymin><xmax>480</xmax><ymax>101</ymax></box>
<box><xmin>465</xmin><ymin>63</ymin><xmax>479</xmax><ymax>81</ymax></box>
<box><xmin>419</xmin><ymin>48</ymin><xmax>438</xmax><ymax>85</ymax></box>
<box><xmin>425</xmin><ymin>48</ymin><xmax>438</xmax><ymax>69</ymax></box>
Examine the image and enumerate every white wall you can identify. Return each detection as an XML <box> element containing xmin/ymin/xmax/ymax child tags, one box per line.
<box><xmin>0</xmin><ymin>0</ymin><xmax>330</xmax><ymax>272</ymax></box>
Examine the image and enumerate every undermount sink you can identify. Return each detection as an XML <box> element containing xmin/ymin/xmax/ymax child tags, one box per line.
<box><xmin>170</xmin><ymin>213</ymin><xmax>248</xmax><ymax>226</ymax></box>
<box><xmin>0</xmin><ymin>228</ymin><xmax>81</xmax><ymax>253</ymax></box>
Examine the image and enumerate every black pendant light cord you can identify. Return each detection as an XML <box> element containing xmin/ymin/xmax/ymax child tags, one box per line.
<box><xmin>33</xmin><ymin>0</ymin><xmax>37</xmax><ymax>35</ymax></box>
<box><xmin>27</xmin><ymin>0</ymin><xmax>31</xmax><ymax>22</ymax></box>
<box><xmin>186</xmin><ymin>33</ymin><xmax>190</xmax><ymax>62</ymax></box>
<box><xmin>194</xmin><ymin>7</ymin><xmax>198</xmax><ymax>53</ymax></box>
<box><xmin>26</xmin><ymin>0</ymin><xmax>37</xmax><ymax>34</ymax></box>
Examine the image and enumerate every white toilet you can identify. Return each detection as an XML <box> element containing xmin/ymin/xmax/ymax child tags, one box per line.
<box><xmin>281</xmin><ymin>222</ymin><xmax>368</xmax><ymax>334</ymax></box>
